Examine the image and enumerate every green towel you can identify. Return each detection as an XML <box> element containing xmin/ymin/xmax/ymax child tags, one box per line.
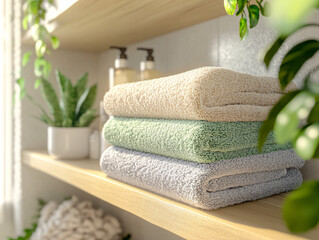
<box><xmin>103</xmin><ymin>117</ymin><xmax>291</xmax><ymax>163</ymax></box>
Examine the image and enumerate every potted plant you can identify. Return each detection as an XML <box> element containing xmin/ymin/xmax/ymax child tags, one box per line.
<box><xmin>17</xmin><ymin>1</ymin><xmax>98</xmax><ymax>159</ymax></box>
<box><xmin>42</xmin><ymin>71</ymin><xmax>98</xmax><ymax>159</ymax></box>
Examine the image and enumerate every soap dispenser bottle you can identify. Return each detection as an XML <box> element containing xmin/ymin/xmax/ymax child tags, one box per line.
<box><xmin>137</xmin><ymin>47</ymin><xmax>163</xmax><ymax>81</ymax></box>
<box><xmin>109</xmin><ymin>46</ymin><xmax>138</xmax><ymax>89</ymax></box>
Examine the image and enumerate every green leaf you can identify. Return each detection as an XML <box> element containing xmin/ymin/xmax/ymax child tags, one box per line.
<box><xmin>26</xmin><ymin>94</ymin><xmax>55</xmax><ymax>126</ymax></box>
<box><xmin>39</xmin><ymin>8</ymin><xmax>47</xmax><ymax>20</ymax></box>
<box><xmin>62</xmin><ymin>118</ymin><xmax>72</xmax><ymax>127</ymax></box>
<box><xmin>16</xmin><ymin>78</ymin><xmax>25</xmax><ymax>89</ymax></box>
<box><xmin>236</xmin><ymin>0</ymin><xmax>246</xmax><ymax>16</ymax></box>
<box><xmin>22</xmin><ymin>15</ymin><xmax>29</xmax><ymax>30</ymax></box>
<box><xmin>76</xmin><ymin>84</ymin><xmax>97</xmax><ymax>119</ymax></box>
<box><xmin>294</xmin><ymin>123</ymin><xmax>319</xmax><ymax>160</ymax></box>
<box><xmin>34</xmin><ymin>59</ymin><xmax>42</xmax><ymax>77</ymax></box>
<box><xmin>224</xmin><ymin>0</ymin><xmax>237</xmax><ymax>15</ymax></box>
<box><xmin>279</xmin><ymin>40</ymin><xmax>319</xmax><ymax>89</ymax></box>
<box><xmin>34</xmin><ymin>78</ymin><xmax>42</xmax><ymax>89</ymax></box>
<box><xmin>32</xmin><ymin>25</ymin><xmax>49</xmax><ymax>41</ymax></box>
<box><xmin>55</xmin><ymin>71</ymin><xmax>75</xmax><ymax>121</ymax></box>
<box><xmin>75</xmin><ymin>72</ymin><xmax>88</xmax><ymax>101</ymax></box>
<box><xmin>77</xmin><ymin>109</ymin><xmax>98</xmax><ymax>127</ymax></box>
<box><xmin>50</xmin><ymin>35</ymin><xmax>60</xmax><ymax>49</ymax></box>
<box><xmin>271</xmin><ymin>0</ymin><xmax>318</xmax><ymax>35</ymax></box>
<box><xmin>75</xmin><ymin>87</ymin><xmax>89</xmax><ymax>116</ymax></box>
<box><xmin>35</xmin><ymin>40</ymin><xmax>47</xmax><ymax>57</ymax></box>
<box><xmin>247</xmin><ymin>5</ymin><xmax>260</xmax><ymax>28</ymax></box>
<box><xmin>283</xmin><ymin>180</ymin><xmax>319</xmax><ymax>232</ymax></box>
<box><xmin>38</xmin><ymin>198</ymin><xmax>46</xmax><ymax>207</ymax></box>
<box><xmin>258</xmin><ymin>90</ymin><xmax>300</xmax><ymax>151</ymax></box>
<box><xmin>308</xmin><ymin>102</ymin><xmax>319</xmax><ymax>123</ymax></box>
<box><xmin>264</xmin><ymin>36</ymin><xmax>286</xmax><ymax>68</ymax></box>
<box><xmin>16</xmin><ymin>78</ymin><xmax>26</xmax><ymax>98</ymax></box>
<box><xmin>63</xmin><ymin>79</ymin><xmax>77</xmax><ymax>124</ymax></box>
<box><xmin>39</xmin><ymin>26</ymin><xmax>49</xmax><ymax>38</ymax></box>
<box><xmin>41</xmin><ymin>79</ymin><xmax>63</xmax><ymax>126</ymax></box>
<box><xmin>313</xmin><ymin>145</ymin><xmax>319</xmax><ymax>158</ymax></box>
<box><xmin>22</xmin><ymin>52</ymin><xmax>32</xmax><ymax>67</ymax></box>
<box><xmin>42</xmin><ymin>59</ymin><xmax>52</xmax><ymax>78</ymax></box>
<box><xmin>274</xmin><ymin>91</ymin><xmax>316</xmax><ymax>144</ymax></box>
<box><xmin>239</xmin><ymin>16</ymin><xmax>248</xmax><ymax>40</ymax></box>
<box><xmin>34</xmin><ymin>58</ymin><xmax>51</xmax><ymax>79</ymax></box>
<box><xmin>55</xmin><ymin>70</ymin><xmax>68</xmax><ymax>94</ymax></box>
<box><xmin>31</xmin><ymin>24</ymin><xmax>40</xmax><ymax>41</ymax></box>
<box><xmin>29</xmin><ymin>0</ymin><xmax>38</xmax><ymax>15</ymax></box>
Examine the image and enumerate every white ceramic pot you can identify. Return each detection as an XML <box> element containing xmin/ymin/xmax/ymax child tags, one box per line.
<box><xmin>48</xmin><ymin>127</ymin><xmax>91</xmax><ymax>159</ymax></box>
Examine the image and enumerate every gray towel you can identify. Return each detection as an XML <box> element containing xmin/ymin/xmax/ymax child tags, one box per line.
<box><xmin>100</xmin><ymin>147</ymin><xmax>304</xmax><ymax>210</ymax></box>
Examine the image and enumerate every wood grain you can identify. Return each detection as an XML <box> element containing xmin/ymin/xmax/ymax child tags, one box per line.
<box><xmin>22</xmin><ymin>0</ymin><xmax>226</xmax><ymax>52</ymax></box>
<box><xmin>23</xmin><ymin>151</ymin><xmax>319</xmax><ymax>240</ymax></box>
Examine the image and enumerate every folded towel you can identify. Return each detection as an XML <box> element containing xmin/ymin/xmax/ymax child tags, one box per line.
<box><xmin>104</xmin><ymin>67</ymin><xmax>296</xmax><ymax>122</ymax></box>
<box><xmin>100</xmin><ymin>147</ymin><xmax>304</xmax><ymax>209</ymax></box>
<box><xmin>207</xmin><ymin>169</ymin><xmax>287</xmax><ymax>191</ymax></box>
<box><xmin>103</xmin><ymin>117</ymin><xmax>291</xmax><ymax>163</ymax></box>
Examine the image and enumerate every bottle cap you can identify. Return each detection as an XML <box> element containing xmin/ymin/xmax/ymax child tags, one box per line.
<box><xmin>137</xmin><ymin>47</ymin><xmax>154</xmax><ymax>61</ymax></box>
<box><xmin>110</xmin><ymin>46</ymin><xmax>127</xmax><ymax>59</ymax></box>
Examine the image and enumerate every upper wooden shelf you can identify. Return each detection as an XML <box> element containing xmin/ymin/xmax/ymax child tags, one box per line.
<box><xmin>23</xmin><ymin>151</ymin><xmax>318</xmax><ymax>240</ymax></box>
<box><xmin>22</xmin><ymin>0</ymin><xmax>226</xmax><ymax>52</ymax></box>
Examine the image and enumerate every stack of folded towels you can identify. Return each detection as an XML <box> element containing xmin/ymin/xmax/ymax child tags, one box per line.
<box><xmin>100</xmin><ymin>67</ymin><xmax>304</xmax><ymax>210</ymax></box>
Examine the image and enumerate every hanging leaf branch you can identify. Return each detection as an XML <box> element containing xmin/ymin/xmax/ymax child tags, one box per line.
<box><xmin>258</xmin><ymin>2</ymin><xmax>319</xmax><ymax>231</ymax></box>
<box><xmin>224</xmin><ymin>0</ymin><xmax>271</xmax><ymax>40</ymax></box>
<box><xmin>224</xmin><ymin>0</ymin><xmax>319</xmax><ymax>233</ymax></box>
<box><xmin>19</xmin><ymin>0</ymin><xmax>59</xmax><ymax>97</ymax></box>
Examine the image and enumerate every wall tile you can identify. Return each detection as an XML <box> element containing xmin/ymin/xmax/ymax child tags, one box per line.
<box><xmin>218</xmin><ymin>11</ymin><xmax>319</xmax><ymax>87</ymax></box>
<box><xmin>218</xmin><ymin>15</ymin><xmax>277</xmax><ymax>77</ymax></box>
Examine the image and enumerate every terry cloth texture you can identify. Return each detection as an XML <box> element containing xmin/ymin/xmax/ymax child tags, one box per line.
<box><xmin>104</xmin><ymin>67</ymin><xmax>297</xmax><ymax>122</ymax></box>
<box><xmin>103</xmin><ymin>117</ymin><xmax>291</xmax><ymax>163</ymax></box>
<box><xmin>100</xmin><ymin>147</ymin><xmax>304</xmax><ymax>210</ymax></box>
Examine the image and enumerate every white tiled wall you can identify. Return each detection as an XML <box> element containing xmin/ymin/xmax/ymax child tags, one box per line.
<box><xmin>21</xmin><ymin>12</ymin><xmax>319</xmax><ymax>240</ymax></box>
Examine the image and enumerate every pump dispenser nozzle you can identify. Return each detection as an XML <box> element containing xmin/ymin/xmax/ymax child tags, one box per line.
<box><xmin>110</xmin><ymin>46</ymin><xmax>127</xmax><ymax>59</ymax></box>
<box><xmin>137</xmin><ymin>47</ymin><xmax>154</xmax><ymax>61</ymax></box>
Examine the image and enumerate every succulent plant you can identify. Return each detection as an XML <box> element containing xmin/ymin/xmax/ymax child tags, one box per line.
<box><xmin>37</xmin><ymin>70</ymin><xmax>98</xmax><ymax>127</ymax></box>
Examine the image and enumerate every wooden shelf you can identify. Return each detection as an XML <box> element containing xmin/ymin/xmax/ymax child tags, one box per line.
<box><xmin>22</xmin><ymin>0</ymin><xmax>226</xmax><ymax>52</ymax></box>
<box><xmin>23</xmin><ymin>151</ymin><xmax>319</xmax><ymax>240</ymax></box>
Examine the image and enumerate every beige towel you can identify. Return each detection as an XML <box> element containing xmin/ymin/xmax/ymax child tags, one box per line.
<box><xmin>104</xmin><ymin>67</ymin><xmax>297</xmax><ymax>121</ymax></box>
